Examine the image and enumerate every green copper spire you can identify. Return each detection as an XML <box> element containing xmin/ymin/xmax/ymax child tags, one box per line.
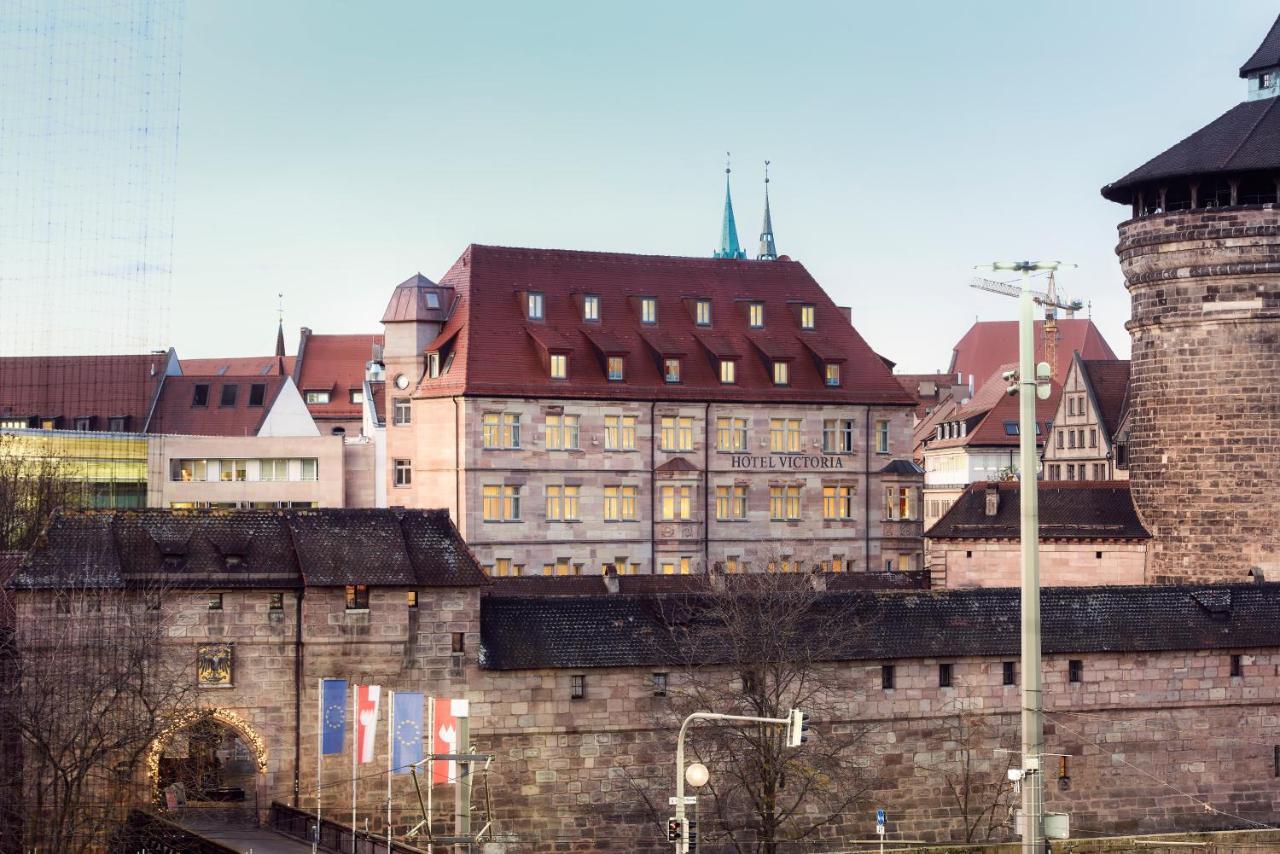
<box><xmin>757</xmin><ymin>160</ymin><xmax>777</xmax><ymax>260</ymax></box>
<box><xmin>714</xmin><ymin>153</ymin><xmax>746</xmax><ymax>259</ymax></box>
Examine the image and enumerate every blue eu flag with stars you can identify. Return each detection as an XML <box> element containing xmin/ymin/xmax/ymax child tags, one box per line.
<box><xmin>321</xmin><ymin>679</ymin><xmax>347</xmax><ymax>755</ymax></box>
<box><xmin>392</xmin><ymin>692</ymin><xmax>424</xmax><ymax>773</ymax></box>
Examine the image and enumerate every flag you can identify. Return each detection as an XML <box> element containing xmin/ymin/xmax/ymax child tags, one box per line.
<box><xmin>432</xmin><ymin>698</ymin><xmax>469</xmax><ymax>784</ymax></box>
<box><xmin>355</xmin><ymin>684</ymin><xmax>381</xmax><ymax>764</ymax></box>
<box><xmin>321</xmin><ymin>679</ymin><xmax>348</xmax><ymax>755</ymax></box>
<box><xmin>392</xmin><ymin>692</ymin><xmax>424</xmax><ymax>774</ymax></box>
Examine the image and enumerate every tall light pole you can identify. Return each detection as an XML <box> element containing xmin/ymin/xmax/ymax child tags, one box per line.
<box><xmin>975</xmin><ymin>260</ymin><xmax>1070</xmax><ymax>854</ymax></box>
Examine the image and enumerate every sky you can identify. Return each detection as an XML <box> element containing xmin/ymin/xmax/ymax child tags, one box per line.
<box><xmin>24</xmin><ymin>1</ymin><xmax>1280</xmax><ymax>371</ymax></box>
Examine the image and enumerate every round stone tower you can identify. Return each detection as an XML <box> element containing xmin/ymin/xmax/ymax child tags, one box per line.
<box><xmin>1102</xmin><ymin>15</ymin><xmax>1280</xmax><ymax>583</ymax></box>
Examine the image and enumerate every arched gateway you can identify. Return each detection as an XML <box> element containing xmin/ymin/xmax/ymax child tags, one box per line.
<box><xmin>146</xmin><ymin>708</ymin><xmax>269</xmax><ymax>803</ymax></box>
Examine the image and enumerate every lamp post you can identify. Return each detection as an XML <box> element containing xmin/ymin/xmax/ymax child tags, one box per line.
<box><xmin>975</xmin><ymin>260</ymin><xmax>1071</xmax><ymax>854</ymax></box>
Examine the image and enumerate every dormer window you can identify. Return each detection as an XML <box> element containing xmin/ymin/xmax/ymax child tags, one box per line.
<box><xmin>428</xmin><ymin>351</ymin><xmax>441</xmax><ymax>378</ymax></box>
<box><xmin>220</xmin><ymin>385</ymin><xmax>238</xmax><ymax>407</ymax></box>
<box><xmin>192</xmin><ymin>384</ymin><xmax>209</xmax><ymax>407</ymax></box>
<box><xmin>607</xmin><ymin>356</ymin><xmax>624</xmax><ymax>381</ymax></box>
<box><xmin>800</xmin><ymin>305</ymin><xmax>815</xmax><ymax>330</ymax></box>
<box><xmin>1263</xmin><ymin>71</ymin><xmax>1275</xmax><ymax>89</ymax></box>
<box><xmin>772</xmin><ymin>362</ymin><xmax>789</xmax><ymax>385</ymax></box>
<box><xmin>528</xmin><ymin>292</ymin><xmax>544</xmax><ymax>320</ymax></box>
<box><xmin>719</xmin><ymin>359</ymin><xmax>736</xmax><ymax>384</ymax></box>
<box><xmin>425</xmin><ymin>292</ymin><xmax>440</xmax><ymax>309</ymax></box>
<box><xmin>74</xmin><ymin>416</ymin><xmax>92</xmax><ymax>431</ymax></box>
<box><xmin>695</xmin><ymin>300</ymin><xmax>711</xmax><ymax>326</ymax></box>
<box><xmin>825</xmin><ymin>363</ymin><xmax>840</xmax><ymax>386</ymax></box>
<box><xmin>304</xmin><ymin>390</ymin><xmax>330</xmax><ymax>404</ymax></box>
<box><xmin>348</xmin><ymin>389</ymin><xmax>364</xmax><ymax>404</ymax></box>
<box><xmin>748</xmin><ymin>303</ymin><xmax>764</xmax><ymax>328</ymax></box>
<box><xmin>641</xmin><ymin>298</ymin><xmax>657</xmax><ymax>324</ymax></box>
<box><xmin>248</xmin><ymin>384</ymin><xmax>266</xmax><ymax>407</ymax></box>
<box><xmin>664</xmin><ymin>358</ymin><xmax>681</xmax><ymax>383</ymax></box>
<box><xmin>550</xmin><ymin>353</ymin><xmax>568</xmax><ymax>380</ymax></box>
<box><xmin>583</xmin><ymin>295</ymin><xmax>599</xmax><ymax>322</ymax></box>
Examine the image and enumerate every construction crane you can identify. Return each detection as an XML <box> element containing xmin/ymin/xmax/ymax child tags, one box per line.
<box><xmin>969</xmin><ymin>272</ymin><xmax>1083</xmax><ymax>380</ymax></box>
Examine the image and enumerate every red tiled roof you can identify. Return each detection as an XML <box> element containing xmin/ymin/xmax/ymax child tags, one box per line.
<box><xmin>928</xmin><ymin>373</ymin><xmax>1061</xmax><ymax>450</ymax></box>
<box><xmin>180</xmin><ymin>355</ymin><xmax>294</xmax><ymax>377</ymax></box>
<box><xmin>1080</xmin><ymin>359</ymin><xmax>1131</xmax><ymax>436</ymax></box>
<box><xmin>146</xmin><ymin>375</ymin><xmax>287</xmax><ymax>437</ymax></box>
<box><xmin>0</xmin><ymin>354</ymin><xmax>168</xmax><ymax>431</ymax></box>
<box><xmin>948</xmin><ymin>319</ymin><xmax>1116</xmax><ymax>390</ymax></box>
<box><xmin>294</xmin><ymin>333</ymin><xmax>383</xmax><ymax>421</ymax></box>
<box><xmin>414</xmin><ymin>245</ymin><xmax>913</xmax><ymax>405</ymax></box>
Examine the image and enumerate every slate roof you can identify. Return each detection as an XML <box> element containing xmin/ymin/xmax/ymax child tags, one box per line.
<box><xmin>0</xmin><ymin>353</ymin><xmax>169</xmax><ymax>431</ymax></box>
<box><xmin>1241</xmin><ymin>14</ymin><xmax>1280</xmax><ymax>76</ymax></box>
<box><xmin>879</xmin><ymin>459</ymin><xmax>924</xmax><ymax>475</ymax></box>
<box><xmin>948</xmin><ymin>320</ymin><xmax>1116</xmax><ymax>390</ymax></box>
<box><xmin>487</xmin><ymin>571</ymin><xmax>929</xmax><ymax>598</ymax></box>
<box><xmin>925</xmin><ymin>481</ymin><xmax>1149</xmax><ymax>541</ymax></box>
<box><xmin>409</xmin><ymin>245</ymin><xmax>914</xmax><ymax>406</ymax></box>
<box><xmin>293</xmin><ymin>332</ymin><xmax>384</xmax><ymax>422</ymax></box>
<box><xmin>1079</xmin><ymin>358</ymin><xmax>1131</xmax><ymax>436</ymax></box>
<box><xmin>1102</xmin><ymin>97</ymin><xmax>1280</xmax><ymax>204</ymax></box>
<box><xmin>480</xmin><ymin>583</ymin><xmax>1280</xmax><ymax>670</ymax></box>
<box><xmin>146</xmin><ymin>375</ymin><xmax>288</xmax><ymax>436</ymax></box>
<box><xmin>10</xmin><ymin>508</ymin><xmax>487</xmax><ymax>590</ymax></box>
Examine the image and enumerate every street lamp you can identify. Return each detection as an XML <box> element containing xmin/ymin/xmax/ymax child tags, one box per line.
<box><xmin>975</xmin><ymin>260</ymin><xmax>1075</xmax><ymax>854</ymax></box>
<box><xmin>685</xmin><ymin>762</ymin><xmax>709</xmax><ymax>788</ymax></box>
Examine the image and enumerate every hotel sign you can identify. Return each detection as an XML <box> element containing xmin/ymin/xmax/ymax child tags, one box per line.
<box><xmin>729</xmin><ymin>455</ymin><xmax>846</xmax><ymax>470</ymax></box>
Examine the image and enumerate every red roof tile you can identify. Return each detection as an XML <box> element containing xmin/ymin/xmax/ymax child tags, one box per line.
<box><xmin>413</xmin><ymin>245</ymin><xmax>913</xmax><ymax>405</ymax></box>
<box><xmin>0</xmin><ymin>354</ymin><xmax>168</xmax><ymax>431</ymax></box>
<box><xmin>294</xmin><ymin>332</ymin><xmax>383</xmax><ymax>421</ymax></box>
<box><xmin>1079</xmin><ymin>359</ymin><xmax>1131</xmax><ymax>436</ymax></box>
<box><xmin>948</xmin><ymin>319</ymin><xmax>1116</xmax><ymax>390</ymax></box>
<box><xmin>928</xmin><ymin>372</ymin><xmax>1061</xmax><ymax>450</ymax></box>
<box><xmin>146</xmin><ymin>375</ymin><xmax>287</xmax><ymax>437</ymax></box>
<box><xmin>180</xmin><ymin>355</ymin><xmax>294</xmax><ymax>377</ymax></box>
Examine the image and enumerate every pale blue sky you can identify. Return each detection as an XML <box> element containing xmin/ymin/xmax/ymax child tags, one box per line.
<box><xmin>165</xmin><ymin>1</ymin><xmax>1274</xmax><ymax>372</ymax></box>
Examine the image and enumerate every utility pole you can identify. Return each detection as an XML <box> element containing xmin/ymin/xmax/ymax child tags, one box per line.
<box><xmin>974</xmin><ymin>261</ymin><xmax>1070</xmax><ymax>854</ymax></box>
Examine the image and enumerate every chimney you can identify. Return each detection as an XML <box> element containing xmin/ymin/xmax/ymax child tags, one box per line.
<box><xmin>602</xmin><ymin>567</ymin><xmax>620</xmax><ymax>594</ymax></box>
<box><xmin>984</xmin><ymin>486</ymin><xmax>1000</xmax><ymax>517</ymax></box>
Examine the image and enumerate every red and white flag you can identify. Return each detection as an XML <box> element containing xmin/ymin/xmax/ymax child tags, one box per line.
<box><xmin>432</xmin><ymin>697</ymin><xmax>469</xmax><ymax>784</ymax></box>
<box><xmin>355</xmin><ymin>685</ymin><xmax>381</xmax><ymax>764</ymax></box>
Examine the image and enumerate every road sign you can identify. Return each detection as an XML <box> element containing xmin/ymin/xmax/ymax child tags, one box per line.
<box><xmin>668</xmin><ymin>796</ymin><xmax>697</xmax><ymax>806</ymax></box>
<box><xmin>876</xmin><ymin>809</ymin><xmax>886</xmax><ymax>835</ymax></box>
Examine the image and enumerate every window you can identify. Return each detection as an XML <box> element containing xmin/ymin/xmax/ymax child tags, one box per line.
<box><xmin>660</xmin><ymin>485</ymin><xmax>693</xmax><ymax>521</ymax></box>
<box><xmin>583</xmin><ymin>294</ymin><xmax>599</xmax><ymax>321</ymax></box>
<box><xmin>1004</xmin><ymin>421</ymin><xmax>1019</xmax><ymax>436</ymax></box>
<box><xmin>393</xmin><ymin>397</ymin><xmax>411</xmax><ymax>425</ymax></box>
<box><xmin>660</xmin><ymin>416</ymin><xmax>694</xmax><ymax>452</ymax></box>
<box><xmin>74</xmin><ymin>416</ymin><xmax>92</xmax><ymax>431</ymax></box>
<box><xmin>344</xmin><ymin>585</ymin><xmax>369</xmax><ymax>610</ymax></box>
<box><xmin>772</xmin><ymin>361</ymin><xmax>789</xmax><ymax>386</ymax></box>
<box><xmin>269</xmin><ymin>593</ymin><xmax>284</xmax><ymax>611</ymax></box>
<box><xmin>769</xmin><ymin>418</ymin><xmax>802</xmax><ymax>453</ymax></box>
<box><xmin>1263</xmin><ymin>71</ymin><xmax>1275</xmax><ymax>89</ymax></box>
<box><xmin>549</xmin><ymin>353</ymin><xmax>568</xmax><ymax>380</ymax></box>
<box><xmin>881</xmin><ymin>664</ymin><xmax>895</xmax><ymax>690</ymax></box>
<box><xmin>193</xmin><ymin>384</ymin><xmax>210</xmax><ymax>407</ymax></box>
<box><xmin>394</xmin><ymin>459</ymin><xmax>412</xmax><ymax>487</ymax></box>
<box><xmin>1068</xmin><ymin>659</ymin><xmax>1083</xmax><ymax>683</ymax></box>
<box><xmin>884</xmin><ymin>486</ymin><xmax>918</xmax><ymax>521</ymax></box>
<box><xmin>664</xmin><ymin>358</ymin><xmax>681</xmax><ymax>383</ymax></box>
<box><xmin>545</xmin><ymin>485</ymin><xmax>580</xmax><ymax>521</ymax></box>
<box><xmin>452</xmin><ymin>632</ymin><xmax>465</xmax><ymax>654</ymax></box>
<box><xmin>1003</xmin><ymin>661</ymin><xmax>1016</xmax><ymax>686</ymax></box>
<box><xmin>770</xmin><ymin>484</ymin><xmax>801</xmax><ymax>521</ymax></box>
<box><xmin>652</xmin><ymin>672</ymin><xmax>668</xmax><ymax>696</ymax></box>
<box><xmin>823</xmin><ymin>419</ymin><xmax>854</xmax><ymax>453</ymax></box>
<box><xmin>607</xmin><ymin>356</ymin><xmax>624</xmax><ymax>381</ymax></box>
<box><xmin>108</xmin><ymin>416</ymin><xmax>126</xmax><ymax>432</ymax></box>
<box><xmin>217</xmin><ymin>459</ymin><xmax>247</xmax><ymax>482</ymax></box>
<box><xmin>823</xmin><ymin>484</ymin><xmax>855</xmax><ymax>520</ymax></box>
<box><xmin>661</xmin><ymin>557</ymin><xmax>692</xmax><ymax>575</ymax></box>
<box><xmin>1093</xmin><ymin>463</ymin><xmax>1107</xmax><ymax>480</ymax></box>
<box><xmin>800</xmin><ymin>304</ymin><xmax>815</xmax><ymax>329</ymax></box>
<box><xmin>748</xmin><ymin>302</ymin><xmax>764</xmax><ymax>328</ymax></box>
<box><xmin>348</xmin><ymin>389</ymin><xmax>364</xmax><ymax>405</ymax></box>
<box><xmin>604</xmin><ymin>415</ymin><xmax>637</xmax><ymax>451</ymax></box>
<box><xmin>1231</xmin><ymin>654</ymin><xmax>1243</xmax><ymax>678</ymax></box>
<box><xmin>482</xmin><ymin>485</ymin><xmax>521</xmax><ymax>522</ymax></box>
<box><xmin>603</xmin><ymin>485</ymin><xmax>638</xmax><ymax>521</ymax></box>
<box><xmin>939</xmin><ymin>663</ymin><xmax>954</xmax><ymax>688</ymax></box>
<box><xmin>482</xmin><ymin>412</ymin><xmax>521</xmax><ymax>448</ymax></box>
<box><xmin>1067</xmin><ymin>397</ymin><xmax>1076</xmax><ymax>416</ymax></box>
<box><xmin>640</xmin><ymin>297</ymin><xmax>657</xmax><ymax>323</ymax></box>
<box><xmin>724</xmin><ymin>556</ymin><xmax>740</xmax><ymax>573</ymax></box>
<box><xmin>527</xmin><ymin>292</ymin><xmax>543</xmax><ymax>320</ymax></box>
<box><xmin>716</xmin><ymin>417</ymin><xmax>748</xmax><ymax>452</ymax></box>
<box><xmin>542</xmin><ymin>559</ymin><xmax>579</xmax><ymax>576</ymax></box>
<box><xmin>719</xmin><ymin>359</ymin><xmax>736</xmax><ymax>384</ymax></box>
<box><xmin>208</xmin><ymin>593</ymin><xmax>223</xmax><ymax>611</ymax></box>
<box><xmin>1089</xmin><ymin>428</ymin><xmax>1097</xmax><ymax>448</ymax></box>
<box><xmin>488</xmin><ymin>558</ymin><xmax>521</xmax><ymax>577</ymax></box>
<box><xmin>304</xmin><ymin>390</ymin><xmax>330</xmax><ymax>404</ymax></box>
<box><xmin>716</xmin><ymin>484</ymin><xmax>748</xmax><ymax>520</ymax></box>
<box><xmin>695</xmin><ymin>300</ymin><xmax>711</xmax><ymax>326</ymax></box>
<box><xmin>1066</xmin><ymin>464</ymin><xmax>1076</xmax><ymax>481</ymax></box>
<box><xmin>825</xmin><ymin>363</ymin><xmax>840</xmax><ymax>386</ymax></box>
<box><xmin>570</xmin><ymin>674</ymin><xmax>585</xmax><ymax>699</ymax></box>
<box><xmin>407</xmin><ymin>591</ymin><xmax>418</xmax><ymax>609</ymax></box>
<box><xmin>875</xmin><ymin>419</ymin><xmax>891</xmax><ymax>454</ymax></box>
<box><xmin>1056</xmin><ymin>430</ymin><xmax>1064</xmax><ymax>449</ymax></box>
<box><xmin>545</xmin><ymin>414</ymin><xmax>580</xmax><ymax>450</ymax></box>
<box><xmin>301</xmin><ymin>458</ymin><xmax>319</xmax><ymax>480</ymax></box>
<box><xmin>1068</xmin><ymin>430</ymin><xmax>1076</xmax><ymax>449</ymax></box>
<box><xmin>248</xmin><ymin>384</ymin><xmax>266</xmax><ymax>407</ymax></box>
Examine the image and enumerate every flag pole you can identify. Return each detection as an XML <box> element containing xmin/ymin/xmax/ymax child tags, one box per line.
<box><xmin>426</xmin><ymin>698</ymin><xmax>434</xmax><ymax>854</ymax></box>
<box><xmin>314</xmin><ymin>678</ymin><xmax>322</xmax><ymax>854</ymax></box>
<box><xmin>387</xmin><ymin>690</ymin><xmax>395</xmax><ymax>852</ymax></box>
<box><xmin>352</xmin><ymin>686</ymin><xmax>358</xmax><ymax>854</ymax></box>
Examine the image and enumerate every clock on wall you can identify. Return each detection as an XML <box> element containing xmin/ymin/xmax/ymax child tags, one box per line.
<box><xmin>394</xmin><ymin>374</ymin><xmax>409</xmax><ymax>390</ymax></box>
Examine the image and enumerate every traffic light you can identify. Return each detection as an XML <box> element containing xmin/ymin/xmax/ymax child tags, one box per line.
<box><xmin>667</xmin><ymin>817</ymin><xmax>683</xmax><ymax>842</ymax></box>
<box><xmin>787</xmin><ymin>708</ymin><xmax>811</xmax><ymax>747</ymax></box>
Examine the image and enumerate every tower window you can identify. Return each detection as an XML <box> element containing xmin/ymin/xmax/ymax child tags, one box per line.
<box><xmin>695</xmin><ymin>300</ymin><xmax>711</xmax><ymax>326</ymax></box>
<box><xmin>583</xmin><ymin>294</ymin><xmax>599</xmax><ymax>321</ymax></box>
<box><xmin>527</xmin><ymin>292</ymin><xmax>544</xmax><ymax>320</ymax></box>
<box><xmin>641</xmin><ymin>298</ymin><xmax>657</xmax><ymax>324</ymax></box>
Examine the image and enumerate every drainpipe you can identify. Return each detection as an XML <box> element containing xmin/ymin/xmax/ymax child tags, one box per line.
<box><xmin>650</xmin><ymin>402</ymin><xmax>657</xmax><ymax>574</ymax></box>
<box><xmin>292</xmin><ymin>587</ymin><xmax>303</xmax><ymax>807</ymax></box>
<box><xmin>453</xmin><ymin>397</ymin><xmax>462</xmax><ymax>525</ymax></box>
<box><xmin>864</xmin><ymin>407</ymin><xmax>872</xmax><ymax>572</ymax></box>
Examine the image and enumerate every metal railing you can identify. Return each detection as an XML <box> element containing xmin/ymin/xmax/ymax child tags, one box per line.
<box><xmin>268</xmin><ymin>801</ymin><xmax>431</xmax><ymax>854</ymax></box>
<box><xmin>109</xmin><ymin>809</ymin><xmax>241</xmax><ymax>854</ymax></box>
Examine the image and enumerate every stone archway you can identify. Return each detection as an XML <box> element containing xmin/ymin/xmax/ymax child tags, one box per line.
<box><xmin>146</xmin><ymin>708</ymin><xmax>268</xmax><ymax>803</ymax></box>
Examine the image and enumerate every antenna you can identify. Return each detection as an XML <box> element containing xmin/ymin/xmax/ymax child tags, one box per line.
<box><xmin>725</xmin><ymin>151</ymin><xmax>731</xmax><ymax>176</ymax></box>
<box><xmin>277</xmin><ymin>292</ymin><xmax>284</xmax><ymax>324</ymax></box>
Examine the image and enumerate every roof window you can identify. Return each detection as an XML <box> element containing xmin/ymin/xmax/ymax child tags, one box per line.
<box><xmin>219</xmin><ymin>385</ymin><xmax>237</xmax><ymax>407</ymax></box>
<box><xmin>695</xmin><ymin>300</ymin><xmax>711</xmax><ymax>326</ymax></box>
<box><xmin>664</xmin><ymin>358</ymin><xmax>681</xmax><ymax>383</ymax></box>
<box><xmin>748</xmin><ymin>303</ymin><xmax>764</xmax><ymax>328</ymax></box>
<box><xmin>800</xmin><ymin>304</ymin><xmax>815</xmax><ymax>330</ymax></box>
<box><xmin>641</xmin><ymin>297</ymin><xmax>657</xmax><ymax>324</ymax></box>
<box><xmin>527</xmin><ymin>292</ymin><xmax>544</xmax><ymax>321</ymax></box>
<box><xmin>772</xmin><ymin>361</ymin><xmax>789</xmax><ymax>386</ymax></box>
<box><xmin>248</xmin><ymin>384</ymin><xmax>266</xmax><ymax>407</ymax></box>
<box><xmin>1004</xmin><ymin>421</ymin><xmax>1018</xmax><ymax>436</ymax></box>
<box><xmin>192</xmin><ymin>384</ymin><xmax>209</xmax><ymax>407</ymax></box>
<box><xmin>550</xmin><ymin>353</ymin><xmax>568</xmax><ymax>380</ymax></box>
<box><xmin>719</xmin><ymin>359</ymin><xmax>736</xmax><ymax>384</ymax></box>
<box><xmin>425</xmin><ymin>292</ymin><xmax>440</xmax><ymax>309</ymax></box>
<box><xmin>607</xmin><ymin>356</ymin><xmax>624</xmax><ymax>381</ymax></box>
<box><xmin>584</xmin><ymin>294</ymin><xmax>600</xmax><ymax>322</ymax></box>
<box><xmin>304</xmin><ymin>390</ymin><xmax>331</xmax><ymax>405</ymax></box>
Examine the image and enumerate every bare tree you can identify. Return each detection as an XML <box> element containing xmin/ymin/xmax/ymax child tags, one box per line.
<box><xmin>646</xmin><ymin>571</ymin><xmax>876</xmax><ymax>854</ymax></box>
<box><xmin>0</xmin><ymin>434</ymin><xmax>83</xmax><ymax>552</ymax></box>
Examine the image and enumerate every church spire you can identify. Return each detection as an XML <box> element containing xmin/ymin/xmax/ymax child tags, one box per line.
<box><xmin>714</xmin><ymin>153</ymin><xmax>746</xmax><ymax>259</ymax></box>
<box><xmin>275</xmin><ymin>293</ymin><xmax>287</xmax><ymax>374</ymax></box>
<box><xmin>757</xmin><ymin>160</ymin><xmax>777</xmax><ymax>260</ymax></box>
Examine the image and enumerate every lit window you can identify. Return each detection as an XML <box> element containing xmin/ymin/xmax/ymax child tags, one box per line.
<box><xmin>800</xmin><ymin>304</ymin><xmax>815</xmax><ymax>329</ymax></box>
<box><xmin>393</xmin><ymin>397</ymin><xmax>411</xmax><ymax>425</ymax></box>
<box><xmin>715</xmin><ymin>417</ymin><xmax>748</xmax><ymax>452</ymax></box>
<box><xmin>769</xmin><ymin>418</ymin><xmax>802</xmax><ymax>453</ymax></box>
<box><xmin>724</xmin><ymin>556</ymin><xmax>740</xmax><ymax>573</ymax></box>
<box><xmin>349</xmin><ymin>389</ymin><xmax>364</xmax><ymax>405</ymax></box>
<box><xmin>822</xmin><ymin>484</ymin><xmax>855</xmax><ymax>520</ymax></box>
<box><xmin>875</xmin><ymin>419</ymin><xmax>890</xmax><ymax>453</ymax></box>
<box><xmin>641</xmin><ymin>298</ymin><xmax>657</xmax><ymax>323</ymax></box>
<box><xmin>822</xmin><ymin>419</ymin><xmax>854</xmax><ymax>453</ymax></box>
<box><xmin>664</xmin><ymin>359</ymin><xmax>681</xmax><ymax>383</ymax></box>
<box><xmin>604</xmin><ymin>415</ymin><xmax>637</xmax><ymax>451</ymax></box>
<box><xmin>528</xmin><ymin>292</ymin><xmax>544</xmax><ymax>320</ymax></box>
<box><xmin>715</xmin><ymin>484</ymin><xmax>748</xmax><ymax>520</ymax></box>
<box><xmin>208</xmin><ymin>593</ymin><xmax>223</xmax><ymax>611</ymax></box>
<box><xmin>660</xmin><ymin>485</ymin><xmax>693</xmax><ymax>521</ymax></box>
<box><xmin>695</xmin><ymin>300</ymin><xmax>711</xmax><ymax>326</ymax></box>
<box><xmin>769</xmin><ymin>484</ymin><xmax>801</xmax><ymax>521</ymax></box>
<box><xmin>482</xmin><ymin>484</ymin><xmax>522</xmax><ymax>522</ymax></box>
<box><xmin>748</xmin><ymin>302</ymin><xmax>764</xmax><ymax>328</ymax></box>
<box><xmin>545</xmin><ymin>414</ymin><xmax>580</xmax><ymax>450</ymax></box>
<box><xmin>661</xmin><ymin>557</ymin><xmax>692</xmax><ymax>575</ymax></box>
<box><xmin>825</xmin><ymin>363</ymin><xmax>840</xmax><ymax>386</ymax></box>
<box><xmin>603</xmin><ymin>485</ymin><xmax>638</xmax><ymax>521</ymax></box>
<box><xmin>772</xmin><ymin>362</ymin><xmax>789</xmax><ymax>385</ymax></box>
<box><xmin>345</xmin><ymin>585</ymin><xmax>369</xmax><ymax>610</ymax></box>
<box><xmin>884</xmin><ymin>485</ymin><xmax>918</xmax><ymax>521</ymax></box>
<box><xmin>549</xmin><ymin>353</ymin><xmax>568</xmax><ymax>380</ymax></box>
<box><xmin>394</xmin><ymin>459</ymin><xmax>412</xmax><ymax>487</ymax></box>
<box><xmin>719</xmin><ymin>359</ymin><xmax>736</xmax><ymax>384</ymax></box>
<box><xmin>660</xmin><ymin>416</ymin><xmax>695</xmax><ymax>451</ymax></box>
<box><xmin>607</xmin><ymin>356</ymin><xmax>624</xmax><ymax>381</ymax></box>
<box><xmin>482</xmin><ymin>412</ymin><xmax>521</xmax><ymax>448</ymax></box>
<box><xmin>489</xmin><ymin>558</ymin><xmax>520</xmax><ymax>577</ymax></box>
<box><xmin>583</xmin><ymin>294</ymin><xmax>599</xmax><ymax>321</ymax></box>
<box><xmin>545</xmin><ymin>484</ymin><xmax>580</xmax><ymax>522</ymax></box>
<box><xmin>407</xmin><ymin>591</ymin><xmax>418</xmax><ymax>608</ymax></box>
<box><xmin>304</xmin><ymin>390</ymin><xmax>330</xmax><ymax>405</ymax></box>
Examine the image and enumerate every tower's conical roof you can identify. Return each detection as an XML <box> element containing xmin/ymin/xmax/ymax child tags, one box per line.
<box><xmin>1241</xmin><ymin>13</ymin><xmax>1280</xmax><ymax>77</ymax></box>
<box><xmin>714</xmin><ymin>167</ymin><xmax>745</xmax><ymax>260</ymax></box>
